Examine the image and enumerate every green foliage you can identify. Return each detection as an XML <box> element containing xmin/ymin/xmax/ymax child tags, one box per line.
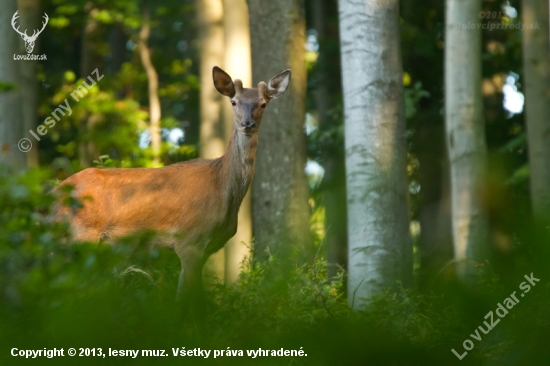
<box><xmin>93</xmin><ymin>154</ymin><xmax>113</xmax><ymax>168</ymax></box>
<box><xmin>40</xmin><ymin>67</ymin><xmax>150</xmax><ymax>167</ymax></box>
<box><xmin>404</xmin><ymin>81</ymin><xmax>430</xmax><ymax>119</ymax></box>
<box><xmin>211</xmin><ymin>254</ymin><xmax>348</xmax><ymax>336</ymax></box>
<box><xmin>0</xmin><ymin>82</ymin><xmax>16</xmax><ymax>93</ymax></box>
<box><xmin>1</xmin><ymin>169</ymin><xmax>549</xmax><ymax>365</ymax></box>
<box><xmin>39</xmin><ymin>0</ymin><xmax>200</xmax><ymax>168</ymax></box>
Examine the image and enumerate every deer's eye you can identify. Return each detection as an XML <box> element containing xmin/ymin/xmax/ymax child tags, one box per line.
<box><xmin>261</xmin><ymin>103</ymin><xmax>267</xmax><ymax>108</ymax></box>
<box><xmin>231</xmin><ymin>100</ymin><xmax>236</xmax><ymax>106</ymax></box>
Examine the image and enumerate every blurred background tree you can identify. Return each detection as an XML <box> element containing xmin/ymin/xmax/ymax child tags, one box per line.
<box><xmin>307</xmin><ymin>0</ymin><xmax>347</xmax><ymax>281</ymax></box>
<box><xmin>445</xmin><ymin>0</ymin><xmax>490</xmax><ymax>282</ymax></box>
<box><xmin>522</xmin><ymin>0</ymin><xmax>550</xmax><ymax>222</ymax></box>
<box><xmin>195</xmin><ymin>0</ymin><xmax>226</xmax><ymax>285</ymax></box>
<box><xmin>221</xmin><ymin>0</ymin><xmax>253</xmax><ymax>284</ymax></box>
<box><xmin>0</xmin><ymin>0</ymin><xmax>26</xmax><ymax>170</ymax></box>
<box><xmin>17</xmin><ymin>0</ymin><xmax>42</xmax><ymax>167</ymax></box>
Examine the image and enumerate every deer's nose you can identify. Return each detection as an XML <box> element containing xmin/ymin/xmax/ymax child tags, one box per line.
<box><xmin>240</xmin><ymin>120</ymin><xmax>256</xmax><ymax>132</ymax></box>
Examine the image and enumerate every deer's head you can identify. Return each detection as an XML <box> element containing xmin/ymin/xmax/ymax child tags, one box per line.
<box><xmin>11</xmin><ymin>11</ymin><xmax>49</xmax><ymax>54</ymax></box>
<box><xmin>213</xmin><ymin>66</ymin><xmax>291</xmax><ymax>136</ymax></box>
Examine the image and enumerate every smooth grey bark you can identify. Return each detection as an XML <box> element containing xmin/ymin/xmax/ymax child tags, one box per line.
<box><xmin>222</xmin><ymin>0</ymin><xmax>252</xmax><ymax>283</ymax></box>
<box><xmin>247</xmin><ymin>0</ymin><xmax>312</xmax><ymax>260</ymax></box>
<box><xmin>522</xmin><ymin>0</ymin><xmax>550</xmax><ymax>221</ymax></box>
<box><xmin>17</xmin><ymin>0</ymin><xmax>40</xmax><ymax>167</ymax></box>
<box><xmin>312</xmin><ymin>0</ymin><xmax>347</xmax><ymax>279</ymax></box>
<box><xmin>0</xmin><ymin>0</ymin><xmax>26</xmax><ymax>170</ymax></box>
<box><xmin>445</xmin><ymin>0</ymin><xmax>490</xmax><ymax>280</ymax></box>
<box><xmin>338</xmin><ymin>0</ymin><xmax>412</xmax><ymax>308</ymax></box>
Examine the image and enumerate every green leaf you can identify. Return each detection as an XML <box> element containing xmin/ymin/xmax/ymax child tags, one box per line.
<box><xmin>506</xmin><ymin>164</ymin><xmax>529</xmax><ymax>185</ymax></box>
<box><xmin>0</xmin><ymin>82</ymin><xmax>15</xmax><ymax>93</ymax></box>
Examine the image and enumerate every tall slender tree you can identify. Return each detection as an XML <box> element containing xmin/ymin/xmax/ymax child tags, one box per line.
<box><xmin>17</xmin><ymin>0</ymin><xmax>40</xmax><ymax>167</ymax></box>
<box><xmin>247</xmin><ymin>0</ymin><xmax>312</xmax><ymax>261</ymax></box>
<box><xmin>0</xmin><ymin>0</ymin><xmax>26</xmax><ymax>171</ymax></box>
<box><xmin>78</xmin><ymin>4</ymin><xmax>102</xmax><ymax>167</ymax></box>
<box><xmin>338</xmin><ymin>0</ymin><xmax>412</xmax><ymax>308</ymax></box>
<box><xmin>222</xmin><ymin>0</ymin><xmax>252</xmax><ymax>283</ymax></box>
<box><xmin>311</xmin><ymin>0</ymin><xmax>347</xmax><ymax>279</ymax></box>
<box><xmin>138</xmin><ymin>4</ymin><xmax>161</xmax><ymax>167</ymax></box>
<box><xmin>197</xmin><ymin>0</ymin><xmax>225</xmax><ymax>160</ymax></box>
<box><xmin>445</xmin><ymin>0</ymin><xmax>490</xmax><ymax>280</ymax></box>
<box><xmin>197</xmin><ymin>0</ymin><xmax>226</xmax><ymax>282</ymax></box>
<box><xmin>522</xmin><ymin>0</ymin><xmax>550</xmax><ymax>221</ymax></box>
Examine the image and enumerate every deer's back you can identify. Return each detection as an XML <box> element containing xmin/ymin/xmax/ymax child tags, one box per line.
<box><xmin>56</xmin><ymin>161</ymin><xmax>227</xmax><ymax>243</ymax></box>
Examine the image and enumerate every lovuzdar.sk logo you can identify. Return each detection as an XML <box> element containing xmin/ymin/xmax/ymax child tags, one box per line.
<box><xmin>12</xmin><ymin>10</ymin><xmax>48</xmax><ymax>61</ymax></box>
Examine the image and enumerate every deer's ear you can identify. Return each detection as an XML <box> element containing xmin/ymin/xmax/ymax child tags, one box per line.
<box><xmin>213</xmin><ymin>66</ymin><xmax>235</xmax><ymax>98</ymax></box>
<box><xmin>265</xmin><ymin>69</ymin><xmax>291</xmax><ymax>100</ymax></box>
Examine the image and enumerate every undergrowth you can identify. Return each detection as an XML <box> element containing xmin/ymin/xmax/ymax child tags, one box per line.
<box><xmin>1</xmin><ymin>168</ymin><xmax>549</xmax><ymax>365</ymax></box>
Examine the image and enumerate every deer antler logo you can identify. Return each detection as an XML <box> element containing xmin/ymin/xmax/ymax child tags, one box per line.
<box><xmin>11</xmin><ymin>11</ymin><xmax>49</xmax><ymax>54</ymax></box>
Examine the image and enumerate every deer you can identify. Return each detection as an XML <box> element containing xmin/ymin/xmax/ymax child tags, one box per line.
<box><xmin>11</xmin><ymin>11</ymin><xmax>49</xmax><ymax>54</ymax></box>
<box><xmin>54</xmin><ymin>66</ymin><xmax>291</xmax><ymax>310</ymax></box>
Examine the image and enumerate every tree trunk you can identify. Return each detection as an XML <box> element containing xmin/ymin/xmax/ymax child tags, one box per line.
<box><xmin>197</xmin><ymin>0</ymin><xmax>226</xmax><ymax>283</ymax></box>
<box><xmin>78</xmin><ymin>5</ymin><xmax>101</xmax><ymax>167</ymax></box>
<box><xmin>17</xmin><ymin>0</ymin><xmax>40</xmax><ymax>167</ymax></box>
<box><xmin>247</xmin><ymin>0</ymin><xmax>312</xmax><ymax>261</ymax></box>
<box><xmin>197</xmin><ymin>0</ymin><xmax>226</xmax><ymax>160</ymax></box>
<box><xmin>109</xmin><ymin>25</ymin><xmax>126</xmax><ymax>76</ymax></box>
<box><xmin>445</xmin><ymin>0</ymin><xmax>490</xmax><ymax>281</ymax></box>
<box><xmin>338</xmin><ymin>0</ymin><xmax>412</xmax><ymax>309</ymax></box>
<box><xmin>138</xmin><ymin>5</ymin><xmax>161</xmax><ymax>167</ymax></box>
<box><xmin>0</xmin><ymin>0</ymin><xmax>26</xmax><ymax>171</ymax></box>
<box><xmin>109</xmin><ymin>24</ymin><xmax>127</xmax><ymax>99</ymax></box>
<box><xmin>222</xmin><ymin>0</ymin><xmax>252</xmax><ymax>283</ymax></box>
<box><xmin>312</xmin><ymin>0</ymin><xmax>347</xmax><ymax>280</ymax></box>
<box><xmin>522</xmin><ymin>0</ymin><xmax>550</xmax><ymax>221</ymax></box>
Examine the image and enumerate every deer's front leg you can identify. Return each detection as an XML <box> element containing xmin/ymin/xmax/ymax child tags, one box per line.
<box><xmin>176</xmin><ymin>261</ymin><xmax>203</xmax><ymax>299</ymax></box>
<box><xmin>176</xmin><ymin>245</ymin><xmax>206</xmax><ymax>320</ymax></box>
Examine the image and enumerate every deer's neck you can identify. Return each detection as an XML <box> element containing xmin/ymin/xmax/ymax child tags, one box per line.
<box><xmin>219</xmin><ymin>128</ymin><xmax>258</xmax><ymax>211</ymax></box>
